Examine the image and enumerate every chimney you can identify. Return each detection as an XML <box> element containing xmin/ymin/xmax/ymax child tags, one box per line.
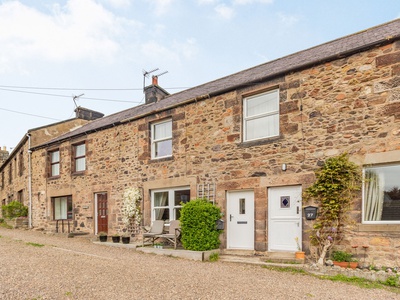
<box><xmin>144</xmin><ymin>76</ymin><xmax>169</xmax><ymax>104</ymax></box>
<box><xmin>75</xmin><ymin>107</ymin><xmax>104</xmax><ymax>121</ymax></box>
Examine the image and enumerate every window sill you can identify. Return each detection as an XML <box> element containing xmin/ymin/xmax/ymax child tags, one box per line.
<box><xmin>239</xmin><ymin>135</ymin><xmax>282</xmax><ymax>148</ymax></box>
<box><xmin>149</xmin><ymin>156</ymin><xmax>174</xmax><ymax>163</ymax></box>
<box><xmin>47</xmin><ymin>175</ymin><xmax>61</xmax><ymax>180</ymax></box>
<box><xmin>357</xmin><ymin>224</ymin><xmax>400</xmax><ymax>232</ymax></box>
<box><xmin>72</xmin><ymin>171</ymin><xmax>86</xmax><ymax>176</ymax></box>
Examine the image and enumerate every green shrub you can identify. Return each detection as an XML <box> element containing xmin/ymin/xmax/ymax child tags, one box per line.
<box><xmin>180</xmin><ymin>199</ymin><xmax>221</xmax><ymax>251</ymax></box>
<box><xmin>1</xmin><ymin>201</ymin><xmax>28</xmax><ymax>219</ymax></box>
<box><xmin>331</xmin><ymin>250</ymin><xmax>353</xmax><ymax>262</ymax></box>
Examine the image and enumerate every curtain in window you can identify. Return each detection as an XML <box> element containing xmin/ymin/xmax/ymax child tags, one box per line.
<box><xmin>155</xmin><ymin>192</ymin><xmax>168</xmax><ymax>220</ymax></box>
<box><xmin>364</xmin><ymin>170</ymin><xmax>384</xmax><ymax>221</ymax></box>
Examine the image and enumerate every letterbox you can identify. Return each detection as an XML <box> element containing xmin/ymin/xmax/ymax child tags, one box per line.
<box><xmin>216</xmin><ymin>219</ymin><xmax>224</xmax><ymax>230</ymax></box>
<box><xmin>304</xmin><ymin>206</ymin><xmax>318</xmax><ymax>220</ymax></box>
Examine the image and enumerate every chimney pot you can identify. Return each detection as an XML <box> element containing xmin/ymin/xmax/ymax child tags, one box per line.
<box><xmin>152</xmin><ymin>75</ymin><xmax>158</xmax><ymax>86</ymax></box>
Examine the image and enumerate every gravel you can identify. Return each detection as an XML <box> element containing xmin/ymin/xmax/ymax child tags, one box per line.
<box><xmin>0</xmin><ymin>228</ymin><xmax>398</xmax><ymax>300</ymax></box>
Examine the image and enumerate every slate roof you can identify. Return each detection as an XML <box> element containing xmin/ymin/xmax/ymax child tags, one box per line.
<box><xmin>33</xmin><ymin>18</ymin><xmax>400</xmax><ymax>150</ymax></box>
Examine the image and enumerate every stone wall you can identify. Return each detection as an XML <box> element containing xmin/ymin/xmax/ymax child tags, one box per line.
<box><xmin>29</xmin><ymin>40</ymin><xmax>400</xmax><ymax>266</ymax></box>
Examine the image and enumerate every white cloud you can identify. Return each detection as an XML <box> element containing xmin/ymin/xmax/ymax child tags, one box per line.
<box><xmin>197</xmin><ymin>0</ymin><xmax>219</xmax><ymax>4</ymax></box>
<box><xmin>146</xmin><ymin>0</ymin><xmax>175</xmax><ymax>16</ymax></box>
<box><xmin>141</xmin><ymin>38</ymin><xmax>199</xmax><ymax>64</ymax></box>
<box><xmin>104</xmin><ymin>0</ymin><xmax>131</xmax><ymax>8</ymax></box>
<box><xmin>215</xmin><ymin>4</ymin><xmax>235</xmax><ymax>20</ymax></box>
<box><xmin>233</xmin><ymin>0</ymin><xmax>273</xmax><ymax>4</ymax></box>
<box><xmin>277</xmin><ymin>12</ymin><xmax>299</xmax><ymax>26</ymax></box>
<box><xmin>0</xmin><ymin>0</ymin><xmax>141</xmax><ymax>74</ymax></box>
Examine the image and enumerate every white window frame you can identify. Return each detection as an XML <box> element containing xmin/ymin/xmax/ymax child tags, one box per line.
<box><xmin>151</xmin><ymin>187</ymin><xmax>190</xmax><ymax>222</ymax></box>
<box><xmin>74</xmin><ymin>143</ymin><xmax>86</xmax><ymax>172</ymax></box>
<box><xmin>243</xmin><ymin>89</ymin><xmax>279</xmax><ymax>142</ymax></box>
<box><xmin>50</xmin><ymin>150</ymin><xmax>60</xmax><ymax>177</ymax></box>
<box><xmin>362</xmin><ymin>163</ymin><xmax>400</xmax><ymax>224</ymax></box>
<box><xmin>151</xmin><ymin>119</ymin><xmax>172</xmax><ymax>159</ymax></box>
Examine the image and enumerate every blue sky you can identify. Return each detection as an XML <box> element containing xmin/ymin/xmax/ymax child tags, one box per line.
<box><xmin>0</xmin><ymin>0</ymin><xmax>399</xmax><ymax>151</ymax></box>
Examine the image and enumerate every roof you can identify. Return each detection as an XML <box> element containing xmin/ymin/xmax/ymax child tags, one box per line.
<box><xmin>32</xmin><ymin>19</ymin><xmax>400</xmax><ymax>150</ymax></box>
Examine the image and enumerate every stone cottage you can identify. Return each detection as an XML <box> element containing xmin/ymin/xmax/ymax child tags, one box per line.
<box><xmin>13</xmin><ymin>19</ymin><xmax>400</xmax><ymax>265</ymax></box>
<box><xmin>0</xmin><ymin>107</ymin><xmax>103</xmax><ymax>226</ymax></box>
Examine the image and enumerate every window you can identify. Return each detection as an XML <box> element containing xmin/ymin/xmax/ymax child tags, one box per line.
<box><xmin>52</xmin><ymin>196</ymin><xmax>73</xmax><ymax>220</ymax></box>
<box><xmin>363</xmin><ymin>164</ymin><xmax>400</xmax><ymax>223</ymax></box>
<box><xmin>151</xmin><ymin>119</ymin><xmax>172</xmax><ymax>159</ymax></box>
<box><xmin>49</xmin><ymin>150</ymin><xmax>60</xmax><ymax>177</ymax></box>
<box><xmin>243</xmin><ymin>89</ymin><xmax>279</xmax><ymax>142</ymax></box>
<box><xmin>17</xmin><ymin>190</ymin><xmax>23</xmax><ymax>203</ymax></box>
<box><xmin>19</xmin><ymin>151</ymin><xmax>23</xmax><ymax>176</ymax></box>
<box><xmin>151</xmin><ymin>187</ymin><xmax>190</xmax><ymax>222</ymax></box>
<box><xmin>73</xmin><ymin>143</ymin><xmax>86</xmax><ymax>172</ymax></box>
<box><xmin>1</xmin><ymin>172</ymin><xmax>3</xmax><ymax>189</ymax></box>
<box><xmin>9</xmin><ymin>162</ymin><xmax>12</xmax><ymax>183</ymax></box>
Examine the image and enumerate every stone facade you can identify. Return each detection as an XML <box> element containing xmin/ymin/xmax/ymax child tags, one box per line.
<box><xmin>0</xmin><ymin>117</ymin><xmax>95</xmax><ymax>218</ymax></box>
<box><xmin>5</xmin><ymin>20</ymin><xmax>400</xmax><ymax>267</ymax></box>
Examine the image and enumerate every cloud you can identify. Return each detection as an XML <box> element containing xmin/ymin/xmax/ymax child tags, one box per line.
<box><xmin>103</xmin><ymin>0</ymin><xmax>131</xmax><ymax>8</ymax></box>
<box><xmin>215</xmin><ymin>4</ymin><xmax>235</xmax><ymax>20</ymax></box>
<box><xmin>0</xmin><ymin>0</ymin><xmax>141</xmax><ymax>74</ymax></box>
<box><xmin>197</xmin><ymin>0</ymin><xmax>218</xmax><ymax>4</ymax></box>
<box><xmin>277</xmin><ymin>12</ymin><xmax>299</xmax><ymax>26</ymax></box>
<box><xmin>233</xmin><ymin>0</ymin><xmax>273</xmax><ymax>4</ymax></box>
<box><xmin>140</xmin><ymin>38</ymin><xmax>199</xmax><ymax>64</ymax></box>
<box><xmin>146</xmin><ymin>0</ymin><xmax>175</xmax><ymax>16</ymax></box>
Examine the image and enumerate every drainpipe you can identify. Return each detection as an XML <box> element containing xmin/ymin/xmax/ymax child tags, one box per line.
<box><xmin>27</xmin><ymin>133</ymin><xmax>32</xmax><ymax>229</ymax></box>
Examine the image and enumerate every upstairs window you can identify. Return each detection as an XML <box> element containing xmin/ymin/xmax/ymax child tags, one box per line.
<box><xmin>151</xmin><ymin>119</ymin><xmax>172</xmax><ymax>159</ymax></box>
<box><xmin>49</xmin><ymin>150</ymin><xmax>60</xmax><ymax>177</ymax></box>
<box><xmin>243</xmin><ymin>89</ymin><xmax>279</xmax><ymax>142</ymax></box>
<box><xmin>73</xmin><ymin>143</ymin><xmax>86</xmax><ymax>172</ymax></box>
<box><xmin>363</xmin><ymin>164</ymin><xmax>400</xmax><ymax>223</ymax></box>
<box><xmin>9</xmin><ymin>162</ymin><xmax>12</xmax><ymax>183</ymax></box>
<box><xmin>19</xmin><ymin>150</ymin><xmax>24</xmax><ymax>177</ymax></box>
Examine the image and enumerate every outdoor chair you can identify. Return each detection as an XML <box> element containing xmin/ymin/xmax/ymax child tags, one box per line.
<box><xmin>155</xmin><ymin>220</ymin><xmax>181</xmax><ymax>249</ymax></box>
<box><xmin>142</xmin><ymin>220</ymin><xmax>165</xmax><ymax>246</ymax></box>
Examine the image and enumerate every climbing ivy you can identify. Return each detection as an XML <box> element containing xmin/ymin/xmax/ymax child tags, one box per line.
<box><xmin>304</xmin><ymin>153</ymin><xmax>361</xmax><ymax>265</ymax></box>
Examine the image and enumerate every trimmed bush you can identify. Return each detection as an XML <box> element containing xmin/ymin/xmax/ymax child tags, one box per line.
<box><xmin>1</xmin><ymin>201</ymin><xmax>28</xmax><ymax>219</ymax></box>
<box><xmin>180</xmin><ymin>199</ymin><xmax>221</xmax><ymax>251</ymax></box>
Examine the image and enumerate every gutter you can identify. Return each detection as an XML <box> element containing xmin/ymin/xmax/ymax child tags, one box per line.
<box><xmin>27</xmin><ymin>133</ymin><xmax>32</xmax><ymax>229</ymax></box>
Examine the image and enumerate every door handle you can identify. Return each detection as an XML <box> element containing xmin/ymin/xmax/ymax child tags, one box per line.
<box><xmin>230</xmin><ymin>214</ymin><xmax>233</xmax><ymax>221</ymax></box>
<box><xmin>297</xmin><ymin>206</ymin><xmax>299</xmax><ymax>214</ymax></box>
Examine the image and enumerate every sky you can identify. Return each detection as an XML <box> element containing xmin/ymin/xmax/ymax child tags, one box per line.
<box><xmin>0</xmin><ymin>0</ymin><xmax>399</xmax><ymax>152</ymax></box>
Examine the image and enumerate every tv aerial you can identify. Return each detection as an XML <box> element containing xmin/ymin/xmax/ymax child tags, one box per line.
<box><xmin>72</xmin><ymin>93</ymin><xmax>84</xmax><ymax>108</ymax></box>
<box><xmin>142</xmin><ymin>68</ymin><xmax>168</xmax><ymax>90</ymax></box>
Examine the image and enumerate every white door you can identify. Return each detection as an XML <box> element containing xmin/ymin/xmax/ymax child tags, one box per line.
<box><xmin>268</xmin><ymin>185</ymin><xmax>302</xmax><ymax>252</ymax></box>
<box><xmin>227</xmin><ymin>190</ymin><xmax>254</xmax><ymax>250</ymax></box>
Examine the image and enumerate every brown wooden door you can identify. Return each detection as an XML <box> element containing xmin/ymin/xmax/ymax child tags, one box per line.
<box><xmin>97</xmin><ymin>193</ymin><xmax>108</xmax><ymax>233</ymax></box>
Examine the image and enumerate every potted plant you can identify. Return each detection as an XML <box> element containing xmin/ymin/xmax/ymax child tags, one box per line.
<box><xmin>112</xmin><ymin>234</ymin><xmax>121</xmax><ymax>243</ymax></box>
<box><xmin>331</xmin><ymin>250</ymin><xmax>358</xmax><ymax>269</ymax></box>
<box><xmin>294</xmin><ymin>237</ymin><xmax>305</xmax><ymax>259</ymax></box>
<box><xmin>98</xmin><ymin>232</ymin><xmax>108</xmax><ymax>242</ymax></box>
<box><xmin>121</xmin><ymin>234</ymin><xmax>131</xmax><ymax>244</ymax></box>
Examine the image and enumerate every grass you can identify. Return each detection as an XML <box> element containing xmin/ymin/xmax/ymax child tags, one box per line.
<box><xmin>26</xmin><ymin>242</ymin><xmax>45</xmax><ymax>248</ymax></box>
<box><xmin>209</xmin><ymin>252</ymin><xmax>219</xmax><ymax>262</ymax></box>
<box><xmin>263</xmin><ymin>265</ymin><xmax>400</xmax><ymax>293</ymax></box>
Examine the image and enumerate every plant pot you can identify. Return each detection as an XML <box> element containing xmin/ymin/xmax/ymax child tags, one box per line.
<box><xmin>295</xmin><ymin>251</ymin><xmax>305</xmax><ymax>259</ymax></box>
<box><xmin>333</xmin><ymin>261</ymin><xmax>350</xmax><ymax>268</ymax></box>
<box><xmin>99</xmin><ymin>235</ymin><xmax>108</xmax><ymax>242</ymax></box>
<box><xmin>349</xmin><ymin>262</ymin><xmax>358</xmax><ymax>269</ymax></box>
<box><xmin>121</xmin><ymin>236</ymin><xmax>130</xmax><ymax>244</ymax></box>
<box><xmin>112</xmin><ymin>236</ymin><xmax>120</xmax><ymax>243</ymax></box>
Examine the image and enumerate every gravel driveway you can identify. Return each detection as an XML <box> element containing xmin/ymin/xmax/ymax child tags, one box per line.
<box><xmin>0</xmin><ymin>228</ymin><xmax>398</xmax><ymax>300</ymax></box>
